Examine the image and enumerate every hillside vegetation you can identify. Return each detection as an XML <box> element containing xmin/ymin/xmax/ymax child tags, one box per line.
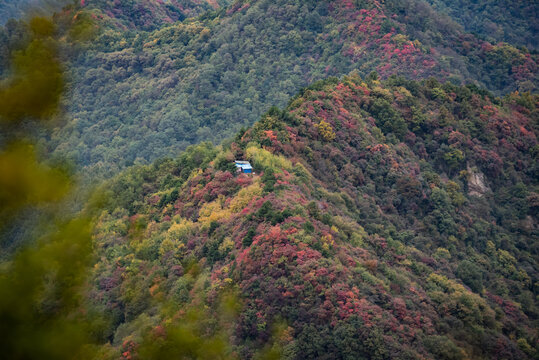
<box><xmin>0</xmin><ymin>0</ymin><xmax>229</xmax><ymax>27</ymax></box>
<box><xmin>0</xmin><ymin>0</ymin><xmax>54</xmax><ymax>24</ymax></box>
<box><xmin>79</xmin><ymin>0</ymin><xmax>230</xmax><ymax>30</ymax></box>
<box><xmin>0</xmin><ymin>3</ymin><xmax>537</xmax><ymax>358</ymax></box>
<box><xmin>88</xmin><ymin>75</ymin><xmax>538</xmax><ymax>359</ymax></box>
<box><xmin>1</xmin><ymin>0</ymin><xmax>536</xmax><ymax>178</ymax></box>
<box><xmin>425</xmin><ymin>0</ymin><xmax>538</xmax><ymax>50</ymax></box>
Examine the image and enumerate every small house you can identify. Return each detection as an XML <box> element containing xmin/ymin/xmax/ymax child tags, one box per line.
<box><xmin>235</xmin><ymin>160</ymin><xmax>253</xmax><ymax>174</ymax></box>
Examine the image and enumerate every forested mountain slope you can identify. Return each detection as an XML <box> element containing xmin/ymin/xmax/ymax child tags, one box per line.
<box><xmin>0</xmin><ymin>0</ymin><xmax>229</xmax><ymax>27</ymax></box>
<box><xmin>425</xmin><ymin>0</ymin><xmax>538</xmax><ymax>50</ymax></box>
<box><xmin>0</xmin><ymin>0</ymin><xmax>51</xmax><ymax>24</ymax></box>
<box><xmin>79</xmin><ymin>0</ymin><xmax>230</xmax><ymax>30</ymax></box>
<box><xmin>1</xmin><ymin>0</ymin><xmax>534</xmax><ymax>178</ymax></box>
<box><xmin>90</xmin><ymin>75</ymin><xmax>538</xmax><ymax>359</ymax></box>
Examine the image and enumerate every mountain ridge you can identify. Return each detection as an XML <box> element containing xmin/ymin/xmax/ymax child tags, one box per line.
<box><xmin>1</xmin><ymin>2</ymin><xmax>538</xmax><ymax>359</ymax></box>
<box><xmin>2</xmin><ymin>0</ymin><xmax>534</xmax><ymax>178</ymax></box>
<box><xmin>90</xmin><ymin>75</ymin><xmax>538</xmax><ymax>359</ymax></box>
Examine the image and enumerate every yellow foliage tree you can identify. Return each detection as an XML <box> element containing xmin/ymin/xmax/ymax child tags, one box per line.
<box><xmin>246</xmin><ymin>145</ymin><xmax>292</xmax><ymax>171</ymax></box>
<box><xmin>427</xmin><ymin>273</ymin><xmax>496</xmax><ymax>326</ymax></box>
<box><xmin>198</xmin><ymin>195</ymin><xmax>231</xmax><ymax>227</ymax></box>
<box><xmin>229</xmin><ymin>182</ymin><xmax>262</xmax><ymax>213</ymax></box>
<box><xmin>315</xmin><ymin>120</ymin><xmax>336</xmax><ymax>141</ymax></box>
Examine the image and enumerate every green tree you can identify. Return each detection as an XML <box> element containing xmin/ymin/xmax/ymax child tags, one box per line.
<box><xmin>456</xmin><ymin>260</ymin><xmax>483</xmax><ymax>293</ymax></box>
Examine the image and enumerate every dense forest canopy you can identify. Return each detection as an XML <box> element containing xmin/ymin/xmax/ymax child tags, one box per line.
<box><xmin>87</xmin><ymin>75</ymin><xmax>538</xmax><ymax>359</ymax></box>
<box><xmin>0</xmin><ymin>1</ymin><xmax>537</xmax><ymax>359</ymax></box>
<box><xmin>0</xmin><ymin>0</ymin><xmax>231</xmax><ymax>27</ymax></box>
<box><xmin>1</xmin><ymin>0</ymin><xmax>536</xmax><ymax>179</ymax></box>
<box><xmin>0</xmin><ymin>0</ymin><xmax>51</xmax><ymax>24</ymax></box>
<box><xmin>425</xmin><ymin>0</ymin><xmax>538</xmax><ymax>50</ymax></box>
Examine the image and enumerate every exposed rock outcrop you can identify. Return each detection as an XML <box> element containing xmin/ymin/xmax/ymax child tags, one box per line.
<box><xmin>467</xmin><ymin>165</ymin><xmax>490</xmax><ymax>197</ymax></box>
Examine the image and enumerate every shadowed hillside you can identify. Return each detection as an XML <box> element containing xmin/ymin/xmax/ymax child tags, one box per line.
<box><xmin>2</xmin><ymin>0</ymin><xmax>536</xmax><ymax>178</ymax></box>
<box><xmin>425</xmin><ymin>0</ymin><xmax>538</xmax><ymax>50</ymax></box>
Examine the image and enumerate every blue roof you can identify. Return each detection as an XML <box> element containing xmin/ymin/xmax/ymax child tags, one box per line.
<box><xmin>236</xmin><ymin>164</ymin><xmax>253</xmax><ymax>170</ymax></box>
<box><xmin>235</xmin><ymin>161</ymin><xmax>253</xmax><ymax>171</ymax></box>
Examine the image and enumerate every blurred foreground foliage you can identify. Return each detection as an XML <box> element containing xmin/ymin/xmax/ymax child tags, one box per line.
<box><xmin>136</xmin><ymin>293</ymin><xmax>241</xmax><ymax>360</ymax></box>
<box><xmin>0</xmin><ymin>217</ymin><xmax>96</xmax><ymax>359</ymax></box>
<box><xmin>0</xmin><ymin>12</ymin><xmax>247</xmax><ymax>360</ymax></box>
<box><xmin>0</xmin><ymin>17</ymin><xmax>63</xmax><ymax>123</ymax></box>
<box><xmin>0</xmin><ymin>13</ymin><xmax>100</xmax><ymax>360</ymax></box>
<box><xmin>0</xmin><ymin>143</ymin><xmax>70</xmax><ymax>232</ymax></box>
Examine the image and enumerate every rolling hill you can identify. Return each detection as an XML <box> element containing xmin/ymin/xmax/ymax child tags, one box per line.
<box><xmin>87</xmin><ymin>75</ymin><xmax>538</xmax><ymax>359</ymax></box>
<box><xmin>1</xmin><ymin>0</ymin><xmax>535</xmax><ymax>178</ymax></box>
<box><xmin>1</xmin><ymin>2</ymin><xmax>537</xmax><ymax>359</ymax></box>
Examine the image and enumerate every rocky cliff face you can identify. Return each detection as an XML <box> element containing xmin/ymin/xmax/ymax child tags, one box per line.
<box><xmin>467</xmin><ymin>165</ymin><xmax>490</xmax><ymax>197</ymax></box>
